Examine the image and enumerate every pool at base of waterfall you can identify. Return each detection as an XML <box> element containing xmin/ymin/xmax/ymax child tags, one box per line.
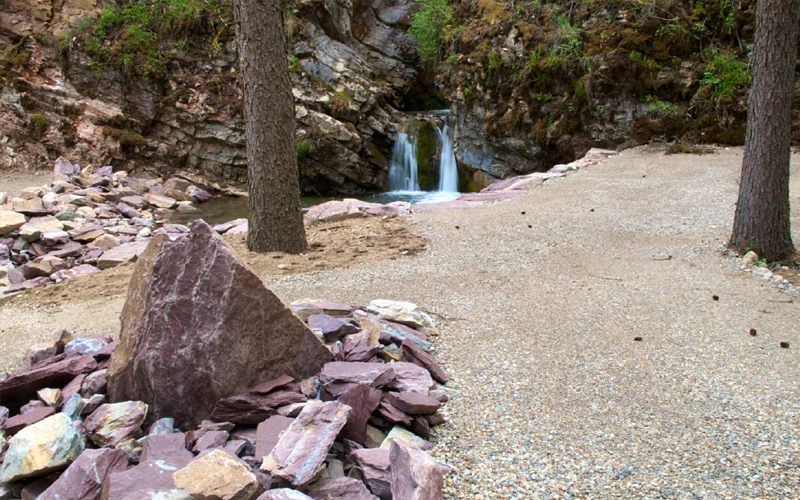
<box><xmin>164</xmin><ymin>190</ymin><xmax>461</xmax><ymax>225</ymax></box>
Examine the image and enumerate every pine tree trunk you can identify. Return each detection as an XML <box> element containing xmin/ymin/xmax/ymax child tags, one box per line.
<box><xmin>234</xmin><ymin>0</ymin><xmax>308</xmax><ymax>254</ymax></box>
<box><xmin>730</xmin><ymin>0</ymin><xmax>799</xmax><ymax>260</ymax></box>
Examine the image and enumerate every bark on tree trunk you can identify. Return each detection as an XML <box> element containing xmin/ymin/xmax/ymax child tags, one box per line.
<box><xmin>234</xmin><ymin>0</ymin><xmax>308</xmax><ymax>254</ymax></box>
<box><xmin>729</xmin><ymin>0</ymin><xmax>799</xmax><ymax>260</ymax></box>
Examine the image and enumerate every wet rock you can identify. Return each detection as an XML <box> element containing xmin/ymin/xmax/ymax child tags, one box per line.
<box><xmin>0</xmin><ymin>413</ymin><xmax>85</xmax><ymax>482</ymax></box>
<box><xmin>366</xmin><ymin>300</ymin><xmax>435</xmax><ymax>329</ymax></box>
<box><xmin>38</xmin><ymin>448</ymin><xmax>128</xmax><ymax>500</ymax></box>
<box><xmin>318</xmin><ymin>362</ymin><xmax>393</xmax><ymax>397</ymax></box>
<box><xmin>261</xmin><ymin>401</ymin><xmax>350</xmax><ymax>486</ymax></box>
<box><xmin>384</xmin><ymin>392</ymin><xmax>440</xmax><ymax>415</ymax></box>
<box><xmin>0</xmin><ymin>354</ymin><xmax>97</xmax><ymax>406</ymax></box>
<box><xmin>108</xmin><ymin>221</ymin><xmax>332</xmax><ymax>428</ymax></box>
<box><xmin>389</xmin><ymin>442</ymin><xmax>446</xmax><ymax>500</ymax></box>
<box><xmin>400</xmin><ymin>339</ymin><xmax>447</xmax><ymax>384</ymax></box>
<box><xmin>306</xmin><ymin>477</ymin><xmax>379</xmax><ymax>500</ymax></box>
<box><xmin>83</xmin><ymin>401</ymin><xmax>148</xmax><ymax>447</ymax></box>
<box><xmin>3</xmin><ymin>406</ymin><xmax>55</xmax><ymax>435</ymax></box>
<box><xmin>254</xmin><ymin>416</ymin><xmax>294</xmax><ymax>461</ymax></box>
<box><xmin>174</xmin><ymin>449</ymin><xmax>263</xmax><ymax>500</ymax></box>
<box><xmin>351</xmin><ymin>448</ymin><xmax>391</xmax><ymax>498</ymax></box>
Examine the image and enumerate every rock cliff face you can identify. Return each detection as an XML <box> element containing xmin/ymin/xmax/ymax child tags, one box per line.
<box><xmin>0</xmin><ymin>0</ymin><xmax>423</xmax><ymax>194</ymax></box>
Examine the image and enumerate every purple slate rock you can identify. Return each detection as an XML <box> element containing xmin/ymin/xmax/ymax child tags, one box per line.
<box><xmin>0</xmin><ymin>354</ymin><xmax>97</xmax><ymax>405</ymax></box>
<box><xmin>141</xmin><ymin>432</ymin><xmax>194</xmax><ymax>462</ymax></box>
<box><xmin>384</xmin><ymin>362</ymin><xmax>435</xmax><ymax>395</ymax></box>
<box><xmin>47</xmin><ymin>241</ymin><xmax>85</xmax><ymax>259</ymax></box>
<box><xmin>305</xmin><ymin>477</ymin><xmax>380</xmax><ymax>500</ymax></box>
<box><xmin>212</xmin><ymin>218</ymin><xmax>247</xmax><ymax>234</ymax></box>
<box><xmin>400</xmin><ymin>339</ymin><xmax>447</xmax><ymax>384</ymax></box>
<box><xmin>54</xmin><ymin>157</ymin><xmax>80</xmax><ymax>176</ymax></box>
<box><xmin>188</xmin><ymin>186</ymin><xmax>213</xmax><ymax>203</ymax></box>
<box><xmin>250</xmin><ymin>374</ymin><xmax>295</xmax><ymax>395</ymax></box>
<box><xmin>77</xmin><ymin>248</ymin><xmax>104</xmax><ymax>265</ymax></box>
<box><xmin>115</xmin><ymin>202</ymin><xmax>141</xmax><ymax>219</ymax></box>
<box><xmin>96</xmin><ymin>240</ymin><xmax>149</xmax><ymax>270</ymax></box>
<box><xmin>226</xmin><ymin>221</ymin><xmax>248</xmax><ymax>235</ymax></box>
<box><xmin>106</xmin><ymin>221</ymin><xmax>332</xmax><ymax>429</ymax></box>
<box><xmin>261</xmin><ymin>401</ymin><xmax>350</xmax><ymax>487</ymax></box>
<box><xmin>308</xmin><ymin>314</ymin><xmax>361</xmax><ymax>342</ymax></box>
<box><xmin>211</xmin><ymin>391</ymin><xmax>307</xmax><ymax>425</ymax></box>
<box><xmin>337</xmin><ymin>384</ymin><xmax>381</xmax><ymax>445</ymax></box>
<box><xmin>351</xmin><ymin>448</ymin><xmax>391</xmax><ymax>499</ymax></box>
<box><xmin>7</xmin><ymin>267</ymin><xmax>25</xmax><ymax>284</ymax></box>
<box><xmin>254</xmin><ymin>415</ymin><xmax>294</xmax><ymax>462</ymax></box>
<box><xmin>192</xmin><ymin>430</ymin><xmax>229</xmax><ymax>453</ymax></box>
<box><xmin>3</xmin><ymin>406</ymin><xmax>55</xmax><ymax>435</ymax></box>
<box><xmin>147</xmin><ymin>417</ymin><xmax>175</xmax><ymax>435</ymax></box>
<box><xmin>223</xmin><ymin>439</ymin><xmax>248</xmax><ymax>457</ymax></box>
<box><xmin>389</xmin><ymin>441</ymin><xmax>446</xmax><ymax>500</ymax></box>
<box><xmin>318</xmin><ymin>362</ymin><xmax>394</xmax><ymax>397</ymax></box>
<box><xmin>60</xmin><ymin>374</ymin><xmax>86</xmax><ymax>405</ymax></box>
<box><xmin>64</xmin><ymin>337</ymin><xmax>111</xmax><ymax>358</ymax></box>
<box><xmin>39</xmin><ymin>230</ymin><xmax>70</xmax><ymax>246</ymax></box>
<box><xmin>101</xmin><ymin>454</ymin><xmax>193</xmax><ymax>500</ymax></box>
<box><xmin>80</xmin><ymin>369</ymin><xmax>107</xmax><ymax>397</ymax></box>
<box><xmin>38</xmin><ymin>448</ymin><xmax>128</xmax><ymax>500</ymax></box>
<box><xmin>375</xmin><ymin>396</ymin><xmax>412</xmax><ymax>427</ymax></box>
<box><xmin>384</xmin><ymin>392</ymin><xmax>441</xmax><ymax>415</ymax></box>
<box><xmin>186</xmin><ymin>422</ymin><xmax>235</xmax><ymax>448</ymax></box>
<box><xmin>81</xmin><ymin>394</ymin><xmax>106</xmax><ymax>416</ymax></box>
<box><xmin>91</xmin><ymin>341</ymin><xmax>118</xmax><ymax>361</ymax></box>
<box><xmin>412</xmin><ymin>415</ymin><xmax>431</xmax><ymax>439</ymax></box>
<box><xmin>2</xmin><ymin>276</ymin><xmax>50</xmax><ymax>294</ymax></box>
<box><xmin>256</xmin><ymin>490</ymin><xmax>313</xmax><ymax>500</ymax></box>
<box><xmin>20</xmin><ymin>399</ymin><xmax>46</xmax><ymax>414</ymax></box>
<box><xmin>20</xmin><ymin>475</ymin><xmax>59</xmax><ymax>500</ymax></box>
<box><xmin>346</xmin><ymin>346</ymin><xmax>381</xmax><ymax>363</ymax></box>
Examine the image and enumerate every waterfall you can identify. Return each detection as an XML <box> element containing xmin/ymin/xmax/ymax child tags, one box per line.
<box><xmin>436</xmin><ymin>123</ymin><xmax>459</xmax><ymax>192</ymax></box>
<box><xmin>388</xmin><ymin>133</ymin><xmax>420</xmax><ymax>191</ymax></box>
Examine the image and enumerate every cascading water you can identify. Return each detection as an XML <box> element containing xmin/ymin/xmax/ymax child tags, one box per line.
<box><xmin>388</xmin><ymin>133</ymin><xmax>420</xmax><ymax>191</ymax></box>
<box><xmin>436</xmin><ymin>123</ymin><xmax>458</xmax><ymax>192</ymax></box>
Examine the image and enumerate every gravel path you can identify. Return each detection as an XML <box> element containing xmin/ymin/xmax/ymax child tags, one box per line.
<box><xmin>265</xmin><ymin>146</ymin><xmax>800</xmax><ymax>499</ymax></box>
<box><xmin>2</xmin><ymin>146</ymin><xmax>799</xmax><ymax>498</ymax></box>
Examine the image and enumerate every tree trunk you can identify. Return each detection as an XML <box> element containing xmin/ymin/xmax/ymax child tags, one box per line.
<box><xmin>234</xmin><ymin>0</ymin><xmax>307</xmax><ymax>254</ymax></box>
<box><xmin>729</xmin><ymin>0</ymin><xmax>799</xmax><ymax>260</ymax></box>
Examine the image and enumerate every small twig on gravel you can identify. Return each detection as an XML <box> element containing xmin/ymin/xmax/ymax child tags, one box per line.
<box><xmin>651</xmin><ymin>256</ymin><xmax>673</xmax><ymax>261</ymax></box>
<box><xmin>588</xmin><ymin>273</ymin><xmax>624</xmax><ymax>282</ymax></box>
<box><xmin>767</xmin><ymin>299</ymin><xmax>793</xmax><ymax>303</ymax></box>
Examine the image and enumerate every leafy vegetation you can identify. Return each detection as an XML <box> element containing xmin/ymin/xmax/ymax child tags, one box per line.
<box><xmin>409</xmin><ymin>0</ymin><xmax>453</xmax><ymax>64</ymax></box>
<box><xmin>28</xmin><ymin>114</ymin><xmax>50</xmax><ymax>140</ymax></box>
<box><xmin>696</xmin><ymin>51</ymin><xmax>750</xmax><ymax>103</ymax></box>
<box><xmin>76</xmin><ymin>0</ymin><xmax>233</xmax><ymax>79</ymax></box>
<box><xmin>296</xmin><ymin>139</ymin><xmax>315</xmax><ymax>159</ymax></box>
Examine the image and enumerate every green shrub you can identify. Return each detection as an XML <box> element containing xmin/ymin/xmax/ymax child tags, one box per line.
<box><xmin>646</xmin><ymin>95</ymin><xmax>679</xmax><ymax>117</ymax></box>
<box><xmin>296</xmin><ymin>139</ymin><xmax>315</xmax><ymax>159</ymax></box>
<box><xmin>697</xmin><ymin>52</ymin><xmax>750</xmax><ymax>102</ymax></box>
<box><xmin>409</xmin><ymin>0</ymin><xmax>453</xmax><ymax>64</ymax></box>
<box><xmin>28</xmin><ymin>114</ymin><xmax>50</xmax><ymax>140</ymax></box>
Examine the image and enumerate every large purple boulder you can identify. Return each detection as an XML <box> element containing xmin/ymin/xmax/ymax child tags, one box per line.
<box><xmin>107</xmin><ymin>221</ymin><xmax>333</xmax><ymax>428</ymax></box>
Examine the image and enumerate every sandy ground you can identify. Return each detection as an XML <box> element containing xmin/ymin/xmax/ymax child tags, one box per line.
<box><xmin>2</xmin><ymin>146</ymin><xmax>800</xmax><ymax>498</ymax></box>
<box><xmin>0</xmin><ymin>170</ymin><xmax>54</xmax><ymax>198</ymax></box>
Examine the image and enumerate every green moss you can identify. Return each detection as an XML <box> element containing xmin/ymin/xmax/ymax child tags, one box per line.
<box><xmin>296</xmin><ymin>139</ymin><xmax>315</xmax><ymax>159</ymax></box>
<box><xmin>28</xmin><ymin>114</ymin><xmax>50</xmax><ymax>140</ymax></box>
<box><xmin>103</xmin><ymin>126</ymin><xmax>147</xmax><ymax>150</ymax></box>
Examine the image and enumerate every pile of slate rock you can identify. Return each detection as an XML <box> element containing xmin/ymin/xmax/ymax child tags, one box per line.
<box><xmin>0</xmin><ymin>157</ymin><xmax>227</xmax><ymax>294</ymax></box>
<box><xmin>0</xmin><ymin>297</ymin><xmax>450</xmax><ymax>500</ymax></box>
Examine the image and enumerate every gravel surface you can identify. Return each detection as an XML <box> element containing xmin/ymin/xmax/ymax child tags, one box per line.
<box><xmin>2</xmin><ymin>146</ymin><xmax>799</xmax><ymax>498</ymax></box>
<box><xmin>265</xmin><ymin>146</ymin><xmax>800</xmax><ymax>499</ymax></box>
